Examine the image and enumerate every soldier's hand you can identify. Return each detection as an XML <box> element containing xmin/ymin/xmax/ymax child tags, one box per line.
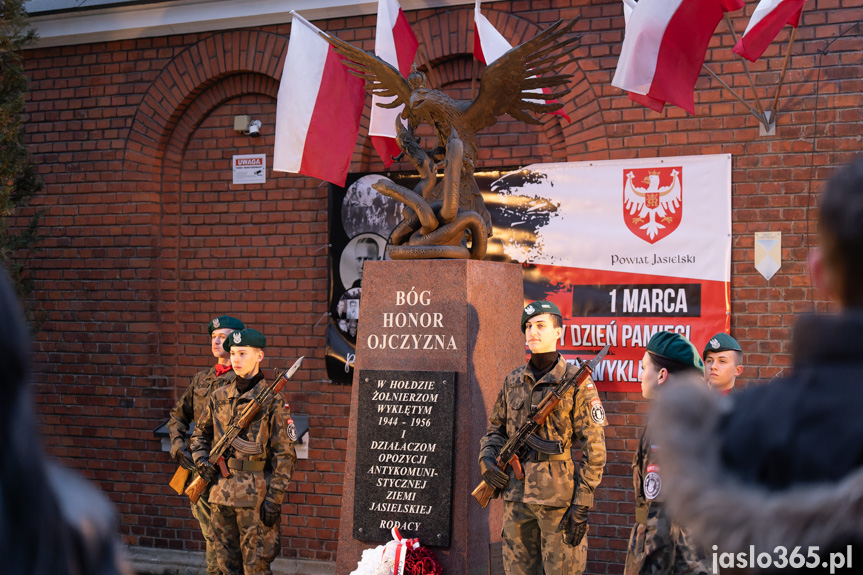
<box><xmin>479</xmin><ymin>457</ymin><xmax>509</xmax><ymax>490</ymax></box>
<box><xmin>196</xmin><ymin>460</ymin><xmax>218</xmax><ymax>483</ymax></box>
<box><xmin>172</xmin><ymin>447</ymin><xmax>196</xmax><ymax>471</ymax></box>
<box><xmin>557</xmin><ymin>504</ymin><xmax>589</xmax><ymax>547</ymax></box>
<box><xmin>260</xmin><ymin>498</ymin><xmax>281</xmax><ymax>527</ymax></box>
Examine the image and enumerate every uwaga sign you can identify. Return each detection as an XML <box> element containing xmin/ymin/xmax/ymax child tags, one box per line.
<box><xmin>353</xmin><ymin>369</ymin><xmax>456</xmax><ymax>546</ymax></box>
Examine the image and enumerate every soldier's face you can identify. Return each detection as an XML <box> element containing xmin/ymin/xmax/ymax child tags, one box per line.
<box><xmin>230</xmin><ymin>346</ymin><xmax>264</xmax><ymax>379</ymax></box>
<box><xmin>524</xmin><ymin>314</ymin><xmax>562</xmax><ymax>354</ymax></box>
<box><xmin>211</xmin><ymin>328</ymin><xmax>234</xmax><ymax>360</ymax></box>
<box><xmin>640</xmin><ymin>352</ymin><xmax>666</xmax><ymax>399</ymax></box>
<box><xmin>704</xmin><ymin>351</ymin><xmax>743</xmax><ymax>391</ymax></box>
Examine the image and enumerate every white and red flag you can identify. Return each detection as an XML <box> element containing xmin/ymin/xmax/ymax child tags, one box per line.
<box><xmin>733</xmin><ymin>0</ymin><xmax>806</xmax><ymax>62</ymax></box>
<box><xmin>273</xmin><ymin>12</ymin><xmax>365</xmax><ymax>186</ymax></box>
<box><xmin>369</xmin><ymin>0</ymin><xmax>418</xmax><ymax>167</ymax></box>
<box><xmin>473</xmin><ymin>0</ymin><xmax>571</xmax><ymax>122</ymax></box>
<box><xmin>612</xmin><ymin>0</ymin><xmax>744</xmax><ymax>113</ymax></box>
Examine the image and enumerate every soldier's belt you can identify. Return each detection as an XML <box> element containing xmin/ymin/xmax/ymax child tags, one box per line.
<box><xmin>525</xmin><ymin>451</ymin><xmax>572</xmax><ymax>462</ymax></box>
<box><xmin>525</xmin><ymin>433</ymin><xmax>567</xmax><ymax>455</ymax></box>
<box><xmin>226</xmin><ymin>458</ymin><xmax>266</xmax><ymax>472</ymax></box>
<box><xmin>635</xmin><ymin>506</ymin><xmax>648</xmax><ymax>525</ymax></box>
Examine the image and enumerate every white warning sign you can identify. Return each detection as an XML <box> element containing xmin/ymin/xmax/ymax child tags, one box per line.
<box><xmin>232</xmin><ymin>154</ymin><xmax>266</xmax><ymax>185</ymax></box>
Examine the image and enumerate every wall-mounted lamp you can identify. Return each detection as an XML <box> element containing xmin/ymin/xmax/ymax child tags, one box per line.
<box><xmin>234</xmin><ymin>115</ymin><xmax>262</xmax><ymax>138</ymax></box>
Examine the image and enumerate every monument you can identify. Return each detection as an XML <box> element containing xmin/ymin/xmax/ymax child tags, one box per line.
<box><xmin>322</xmin><ymin>16</ymin><xmax>583</xmax><ymax>574</ymax></box>
<box><xmin>335</xmin><ymin>259</ymin><xmax>524</xmax><ymax>574</ymax></box>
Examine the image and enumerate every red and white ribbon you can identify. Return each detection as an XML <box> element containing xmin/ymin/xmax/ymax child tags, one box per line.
<box><xmin>390</xmin><ymin>527</ymin><xmax>419</xmax><ymax>575</ymax></box>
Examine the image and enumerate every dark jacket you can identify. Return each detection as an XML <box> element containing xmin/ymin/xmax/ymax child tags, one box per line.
<box><xmin>650</xmin><ymin>312</ymin><xmax>863</xmax><ymax>574</ymax></box>
<box><xmin>720</xmin><ymin>312</ymin><xmax>863</xmax><ymax>488</ymax></box>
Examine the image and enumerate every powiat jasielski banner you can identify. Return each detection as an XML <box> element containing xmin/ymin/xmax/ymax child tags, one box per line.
<box><xmin>491</xmin><ymin>154</ymin><xmax>731</xmax><ymax>392</ymax></box>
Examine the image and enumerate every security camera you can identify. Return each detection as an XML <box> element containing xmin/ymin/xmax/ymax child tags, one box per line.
<box><xmin>247</xmin><ymin>120</ymin><xmax>262</xmax><ymax>138</ymax></box>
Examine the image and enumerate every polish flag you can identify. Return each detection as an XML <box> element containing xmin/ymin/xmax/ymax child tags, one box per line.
<box><xmin>473</xmin><ymin>0</ymin><xmax>571</xmax><ymax>122</ymax></box>
<box><xmin>273</xmin><ymin>12</ymin><xmax>365</xmax><ymax>186</ymax></box>
<box><xmin>733</xmin><ymin>0</ymin><xmax>806</xmax><ymax>62</ymax></box>
<box><xmin>369</xmin><ymin>0</ymin><xmax>418</xmax><ymax>167</ymax></box>
<box><xmin>612</xmin><ymin>0</ymin><xmax>744</xmax><ymax>114</ymax></box>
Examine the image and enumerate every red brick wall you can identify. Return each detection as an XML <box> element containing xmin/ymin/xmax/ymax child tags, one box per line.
<box><xmin>15</xmin><ymin>0</ymin><xmax>862</xmax><ymax>571</ymax></box>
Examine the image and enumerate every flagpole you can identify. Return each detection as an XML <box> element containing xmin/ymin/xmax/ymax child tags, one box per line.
<box><xmin>416</xmin><ymin>44</ymin><xmax>441</xmax><ymax>89</ymax></box>
<box><xmin>702</xmin><ymin>64</ymin><xmax>765</xmax><ymax>122</ymax></box>
<box><xmin>471</xmin><ymin>57</ymin><xmax>478</xmax><ymax>99</ymax></box>
<box><xmin>769</xmin><ymin>25</ymin><xmax>798</xmax><ymax>119</ymax></box>
<box><xmin>290</xmin><ymin>10</ymin><xmax>323</xmax><ymax>36</ymax></box>
<box><xmin>723</xmin><ymin>13</ymin><xmax>767</xmax><ymax>124</ymax></box>
<box><xmin>723</xmin><ymin>14</ymin><xmax>769</xmax><ymax>129</ymax></box>
<box><xmin>472</xmin><ymin>0</ymin><xmax>480</xmax><ymax>99</ymax></box>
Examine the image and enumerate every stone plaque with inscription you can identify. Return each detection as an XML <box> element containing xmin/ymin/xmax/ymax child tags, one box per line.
<box><xmin>353</xmin><ymin>369</ymin><xmax>456</xmax><ymax>546</ymax></box>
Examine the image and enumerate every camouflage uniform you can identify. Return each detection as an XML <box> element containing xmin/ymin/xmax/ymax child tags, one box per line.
<box><xmin>624</xmin><ymin>426</ymin><xmax>709</xmax><ymax>575</ymax></box>
<box><xmin>479</xmin><ymin>355</ymin><xmax>608</xmax><ymax>575</ymax></box>
<box><xmin>189</xmin><ymin>374</ymin><xmax>298</xmax><ymax>575</ymax></box>
<box><xmin>166</xmin><ymin>365</ymin><xmax>234</xmax><ymax>575</ymax></box>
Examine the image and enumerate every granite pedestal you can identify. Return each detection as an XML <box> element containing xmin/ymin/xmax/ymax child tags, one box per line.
<box><xmin>335</xmin><ymin>259</ymin><xmax>525</xmax><ymax>575</ymax></box>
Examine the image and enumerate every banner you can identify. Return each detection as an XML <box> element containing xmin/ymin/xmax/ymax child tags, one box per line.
<box><xmin>491</xmin><ymin>155</ymin><xmax>731</xmax><ymax>392</ymax></box>
<box><xmin>326</xmin><ymin>174</ymin><xmax>400</xmax><ymax>385</ymax></box>
<box><xmin>327</xmin><ymin>156</ymin><xmax>731</xmax><ymax>392</ymax></box>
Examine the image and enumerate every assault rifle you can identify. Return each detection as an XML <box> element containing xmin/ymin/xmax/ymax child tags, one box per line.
<box><xmin>471</xmin><ymin>344</ymin><xmax>610</xmax><ymax>508</ymax></box>
<box><xmin>185</xmin><ymin>356</ymin><xmax>304</xmax><ymax>504</ymax></box>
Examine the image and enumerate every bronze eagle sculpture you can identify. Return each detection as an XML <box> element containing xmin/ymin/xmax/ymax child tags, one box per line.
<box><xmin>315</xmin><ymin>17</ymin><xmax>581</xmax><ymax>260</ymax></box>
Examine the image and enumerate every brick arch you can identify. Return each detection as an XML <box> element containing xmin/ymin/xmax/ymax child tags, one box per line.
<box><xmin>411</xmin><ymin>8</ymin><xmax>609</xmax><ymax>161</ymax></box>
<box><xmin>155</xmin><ymin>74</ymin><xmax>280</xmax><ymax>386</ymax></box>
<box><xmin>120</xmin><ymin>29</ymin><xmax>287</xmax><ymax>379</ymax></box>
<box><xmin>123</xmin><ymin>30</ymin><xmax>287</xmax><ymax>184</ymax></box>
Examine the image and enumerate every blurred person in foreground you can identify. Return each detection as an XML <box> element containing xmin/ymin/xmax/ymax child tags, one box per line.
<box><xmin>0</xmin><ymin>267</ymin><xmax>132</xmax><ymax>575</ymax></box>
<box><xmin>651</xmin><ymin>155</ymin><xmax>863</xmax><ymax>573</ymax></box>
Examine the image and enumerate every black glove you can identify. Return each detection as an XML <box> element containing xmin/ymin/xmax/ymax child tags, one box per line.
<box><xmin>260</xmin><ymin>498</ymin><xmax>281</xmax><ymax>527</ymax></box>
<box><xmin>171</xmin><ymin>446</ymin><xmax>196</xmax><ymax>471</ymax></box>
<box><xmin>479</xmin><ymin>457</ymin><xmax>510</xmax><ymax>490</ymax></box>
<box><xmin>557</xmin><ymin>504</ymin><xmax>589</xmax><ymax>547</ymax></box>
<box><xmin>196</xmin><ymin>460</ymin><xmax>218</xmax><ymax>483</ymax></box>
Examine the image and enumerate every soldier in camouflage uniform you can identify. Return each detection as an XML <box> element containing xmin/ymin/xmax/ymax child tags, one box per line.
<box><xmin>190</xmin><ymin>328</ymin><xmax>298</xmax><ymax>575</ymax></box>
<box><xmin>167</xmin><ymin>314</ymin><xmax>244</xmax><ymax>575</ymax></box>
<box><xmin>478</xmin><ymin>301</ymin><xmax>608</xmax><ymax>575</ymax></box>
<box><xmin>624</xmin><ymin>331</ymin><xmax>709</xmax><ymax>575</ymax></box>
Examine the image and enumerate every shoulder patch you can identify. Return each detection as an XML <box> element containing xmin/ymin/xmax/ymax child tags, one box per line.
<box><xmin>644</xmin><ymin>463</ymin><xmax>661</xmax><ymax>500</ymax></box>
<box><xmin>286</xmin><ymin>417</ymin><xmax>298</xmax><ymax>442</ymax></box>
<box><xmin>589</xmin><ymin>398</ymin><xmax>605</xmax><ymax>424</ymax></box>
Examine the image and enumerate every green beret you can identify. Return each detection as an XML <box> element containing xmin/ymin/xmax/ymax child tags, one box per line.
<box><xmin>208</xmin><ymin>315</ymin><xmax>244</xmax><ymax>335</ymax></box>
<box><xmin>646</xmin><ymin>331</ymin><xmax>705</xmax><ymax>375</ymax></box>
<box><xmin>223</xmin><ymin>328</ymin><xmax>266</xmax><ymax>351</ymax></box>
<box><xmin>703</xmin><ymin>332</ymin><xmax>742</xmax><ymax>359</ymax></box>
<box><xmin>521</xmin><ymin>300</ymin><xmax>562</xmax><ymax>332</ymax></box>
